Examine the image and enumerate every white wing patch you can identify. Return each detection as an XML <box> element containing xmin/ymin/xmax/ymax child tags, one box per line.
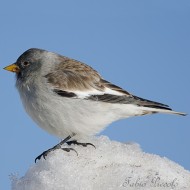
<box><xmin>69</xmin><ymin>87</ymin><xmax>126</xmax><ymax>99</ymax></box>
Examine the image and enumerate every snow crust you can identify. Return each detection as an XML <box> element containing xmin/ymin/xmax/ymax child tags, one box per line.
<box><xmin>11</xmin><ymin>136</ymin><xmax>190</xmax><ymax>190</ymax></box>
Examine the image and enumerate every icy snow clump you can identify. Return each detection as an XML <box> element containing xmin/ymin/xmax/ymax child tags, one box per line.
<box><xmin>11</xmin><ymin>136</ymin><xmax>190</xmax><ymax>190</ymax></box>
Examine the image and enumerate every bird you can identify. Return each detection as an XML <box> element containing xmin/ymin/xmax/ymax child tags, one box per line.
<box><xmin>4</xmin><ymin>48</ymin><xmax>186</xmax><ymax>162</ymax></box>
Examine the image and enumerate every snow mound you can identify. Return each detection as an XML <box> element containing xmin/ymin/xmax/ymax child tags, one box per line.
<box><xmin>12</xmin><ymin>136</ymin><xmax>190</xmax><ymax>190</ymax></box>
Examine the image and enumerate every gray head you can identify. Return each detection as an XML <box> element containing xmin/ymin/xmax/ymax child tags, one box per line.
<box><xmin>4</xmin><ymin>48</ymin><xmax>62</xmax><ymax>81</ymax></box>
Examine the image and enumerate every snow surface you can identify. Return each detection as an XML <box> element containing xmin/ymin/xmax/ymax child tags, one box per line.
<box><xmin>11</xmin><ymin>136</ymin><xmax>190</xmax><ymax>190</ymax></box>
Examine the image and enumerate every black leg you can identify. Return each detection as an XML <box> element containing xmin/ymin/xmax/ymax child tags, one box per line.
<box><xmin>35</xmin><ymin>135</ymin><xmax>77</xmax><ymax>163</ymax></box>
<box><xmin>66</xmin><ymin>140</ymin><xmax>96</xmax><ymax>149</ymax></box>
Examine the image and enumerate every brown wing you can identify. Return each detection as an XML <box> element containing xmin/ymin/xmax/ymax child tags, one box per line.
<box><xmin>44</xmin><ymin>57</ymin><xmax>130</xmax><ymax>95</ymax></box>
<box><xmin>45</xmin><ymin>58</ymin><xmax>104</xmax><ymax>91</ymax></box>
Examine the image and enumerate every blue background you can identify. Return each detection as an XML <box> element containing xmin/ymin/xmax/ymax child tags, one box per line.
<box><xmin>0</xmin><ymin>1</ymin><xmax>189</xmax><ymax>189</ymax></box>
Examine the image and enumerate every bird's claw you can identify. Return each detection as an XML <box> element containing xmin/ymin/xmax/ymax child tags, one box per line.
<box><xmin>61</xmin><ymin>147</ymin><xmax>78</xmax><ymax>156</ymax></box>
<box><xmin>35</xmin><ymin>148</ymin><xmax>53</xmax><ymax>163</ymax></box>
<box><xmin>66</xmin><ymin>140</ymin><xmax>96</xmax><ymax>149</ymax></box>
<box><xmin>35</xmin><ymin>147</ymin><xmax>78</xmax><ymax>163</ymax></box>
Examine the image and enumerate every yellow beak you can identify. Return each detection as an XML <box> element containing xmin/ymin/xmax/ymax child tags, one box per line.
<box><xmin>3</xmin><ymin>63</ymin><xmax>20</xmax><ymax>73</ymax></box>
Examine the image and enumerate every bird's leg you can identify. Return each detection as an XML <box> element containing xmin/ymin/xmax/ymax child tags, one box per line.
<box><xmin>35</xmin><ymin>135</ymin><xmax>77</xmax><ymax>163</ymax></box>
<box><xmin>66</xmin><ymin>140</ymin><xmax>96</xmax><ymax>149</ymax></box>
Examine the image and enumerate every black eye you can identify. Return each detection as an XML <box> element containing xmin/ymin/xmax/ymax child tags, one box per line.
<box><xmin>22</xmin><ymin>61</ymin><xmax>30</xmax><ymax>67</ymax></box>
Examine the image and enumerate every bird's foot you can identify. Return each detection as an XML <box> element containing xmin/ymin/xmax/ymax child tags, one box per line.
<box><xmin>66</xmin><ymin>140</ymin><xmax>96</xmax><ymax>149</ymax></box>
<box><xmin>35</xmin><ymin>145</ymin><xmax>77</xmax><ymax>163</ymax></box>
<box><xmin>35</xmin><ymin>135</ymin><xmax>77</xmax><ymax>163</ymax></box>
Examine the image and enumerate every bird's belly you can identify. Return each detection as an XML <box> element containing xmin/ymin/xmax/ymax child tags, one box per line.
<box><xmin>18</xmin><ymin>89</ymin><xmax>113</xmax><ymax>138</ymax></box>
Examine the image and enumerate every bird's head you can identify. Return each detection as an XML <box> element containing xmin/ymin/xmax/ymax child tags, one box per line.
<box><xmin>4</xmin><ymin>48</ymin><xmax>61</xmax><ymax>80</ymax></box>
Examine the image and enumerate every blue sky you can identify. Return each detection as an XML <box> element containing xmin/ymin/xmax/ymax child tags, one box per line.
<box><xmin>1</xmin><ymin>1</ymin><xmax>190</xmax><ymax>189</ymax></box>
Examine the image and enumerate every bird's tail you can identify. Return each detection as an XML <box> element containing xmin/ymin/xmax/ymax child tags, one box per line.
<box><xmin>139</xmin><ymin>106</ymin><xmax>187</xmax><ymax>116</ymax></box>
<box><xmin>133</xmin><ymin>95</ymin><xmax>187</xmax><ymax>116</ymax></box>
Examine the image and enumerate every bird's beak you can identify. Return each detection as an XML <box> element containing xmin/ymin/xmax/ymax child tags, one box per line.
<box><xmin>3</xmin><ymin>63</ymin><xmax>20</xmax><ymax>73</ymax></box>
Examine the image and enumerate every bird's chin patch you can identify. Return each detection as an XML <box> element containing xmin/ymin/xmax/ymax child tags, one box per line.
<box><xmin>16</xmin><ymin>71</ymin><xmax>27</xmax><ymax>81</ymax></box>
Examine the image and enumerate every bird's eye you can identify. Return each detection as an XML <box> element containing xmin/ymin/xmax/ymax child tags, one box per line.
<box><xmin>22</xmin><ymin>61</ymin><xmax>30</xmax><ymax>67</ymax></box>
